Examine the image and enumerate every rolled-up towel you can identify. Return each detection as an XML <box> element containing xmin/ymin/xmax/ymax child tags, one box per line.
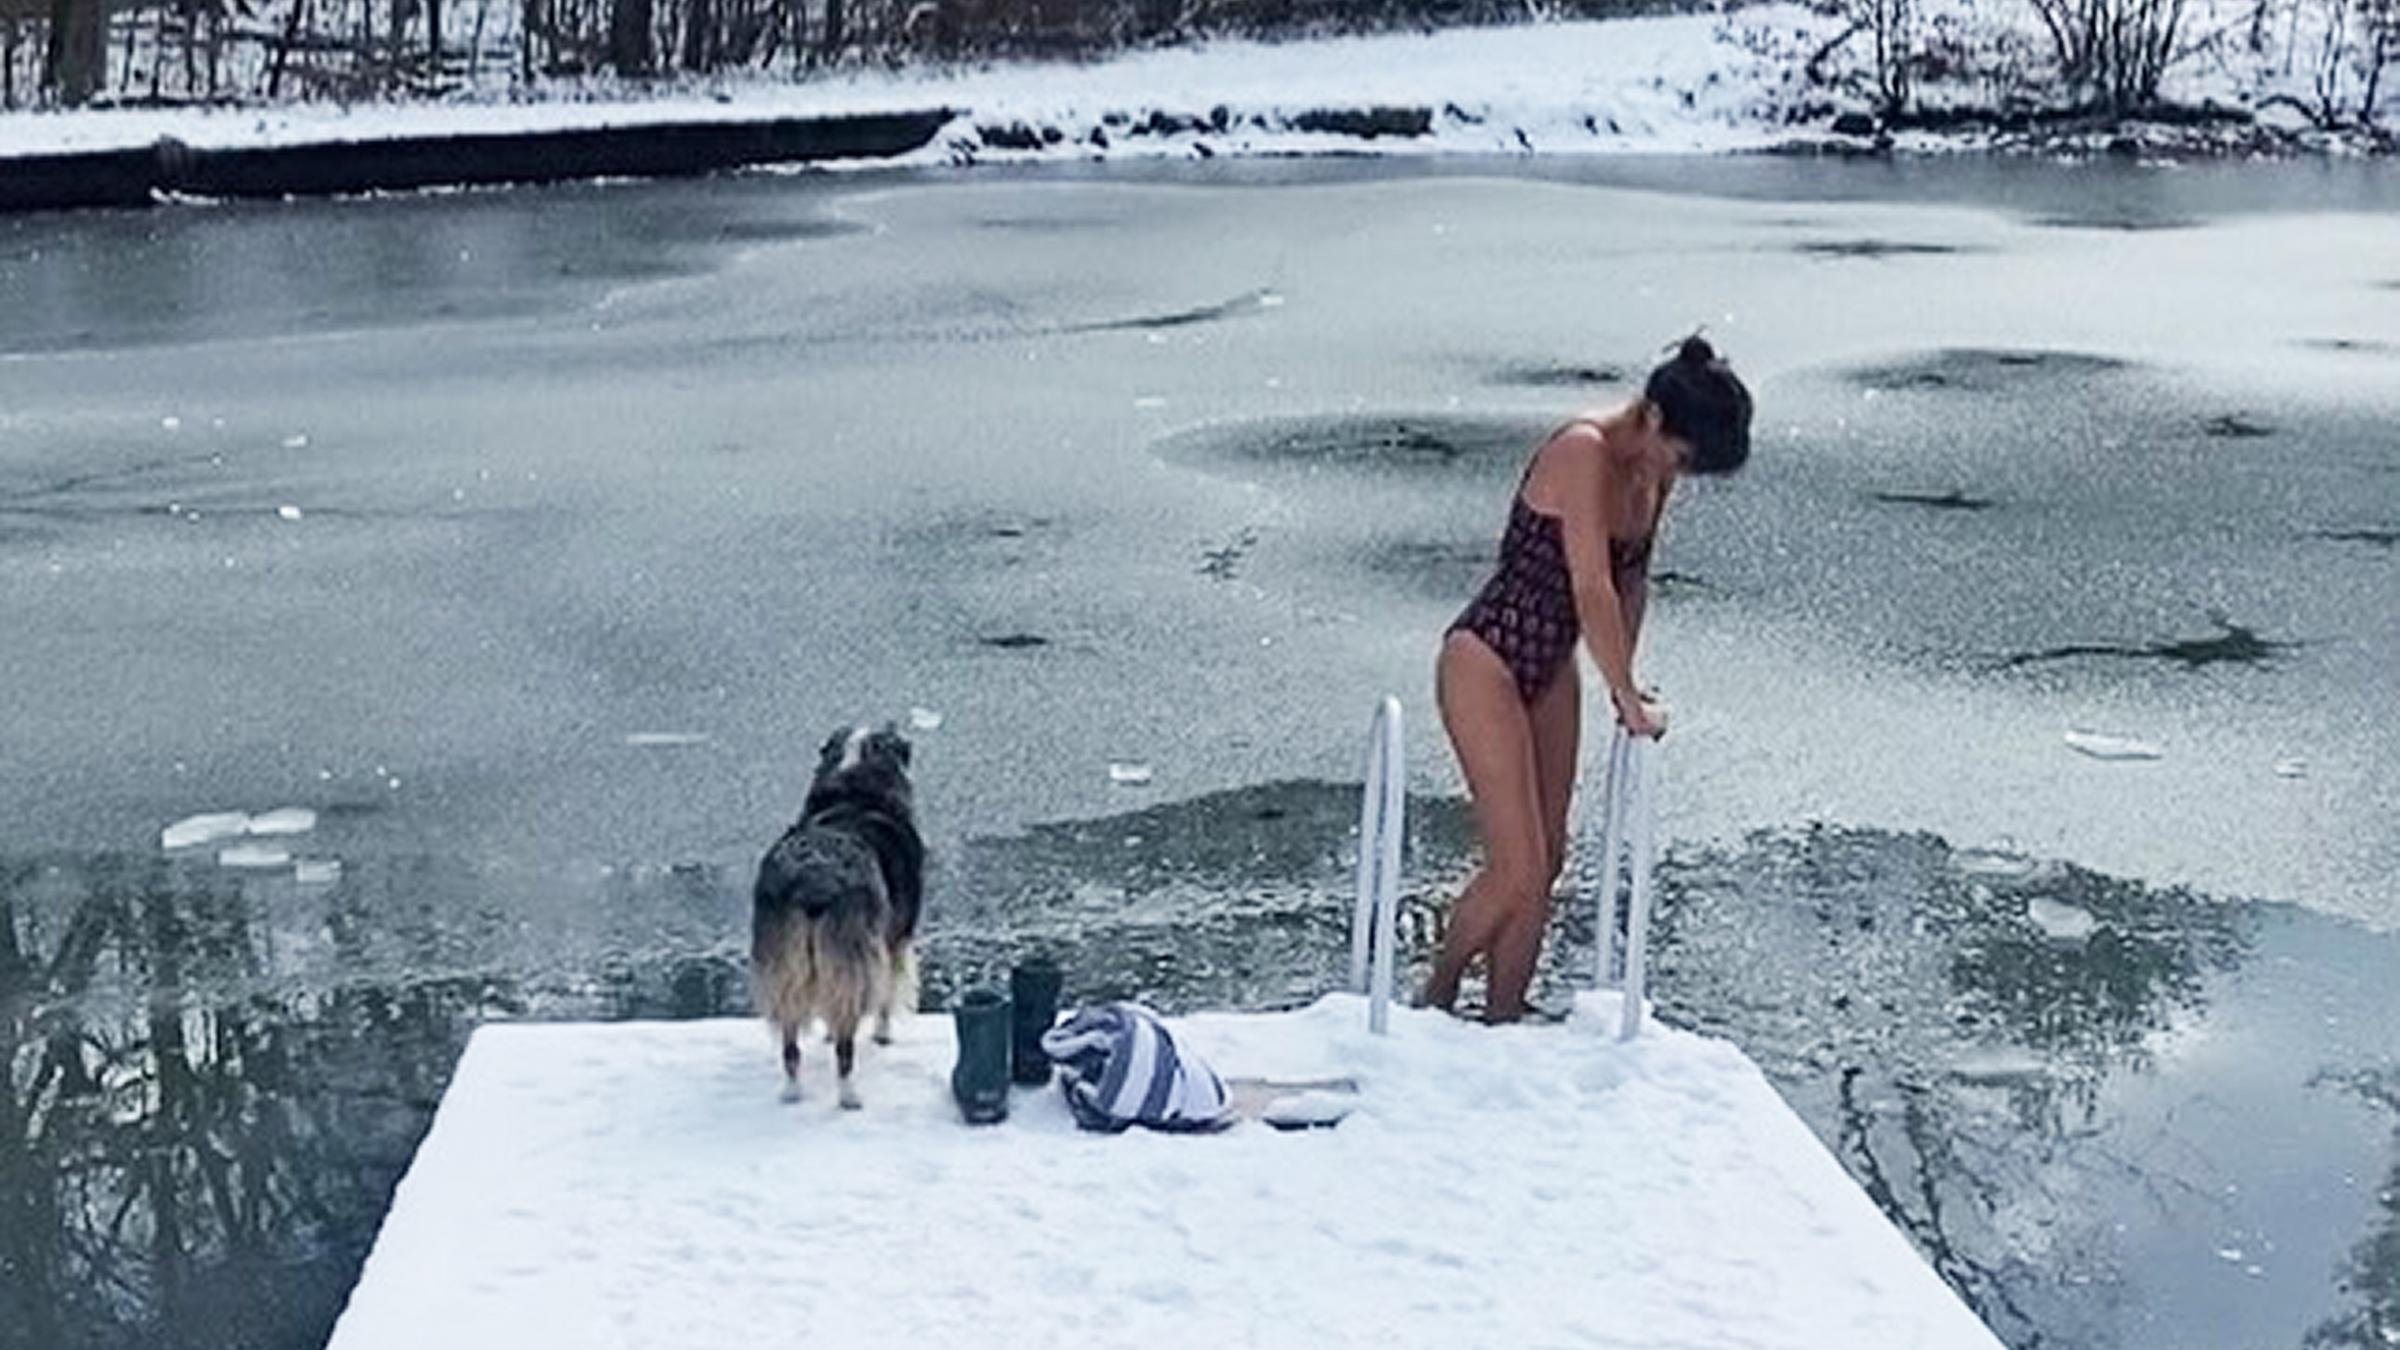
<box><xmin>1039</xmin><ymin>1002</ymin><xmax>1232</xmax><ymax>1133</ymax></box>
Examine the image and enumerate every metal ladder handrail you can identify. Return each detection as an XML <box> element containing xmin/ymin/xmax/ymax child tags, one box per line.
<box><xmin>1592</xmin><ymin>723</ymin><xmax>1660</xmax><ymax>1041</ymax></box>
<box><xmin>1349</xmin><ymin>698</ymin><xmax>1658</xmax><ymax>1040</ymax></box>
<box><xmin>1350</xmin><ymin>696</ymin><xmax>1405</xmax><ymax>1035</ymax></box>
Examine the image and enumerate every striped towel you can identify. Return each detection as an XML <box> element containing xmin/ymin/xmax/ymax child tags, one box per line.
<box><xmin>1039</xmin><ymin>1003</ymin><xmax>1232</xmax><ymax>1133</ymax></box>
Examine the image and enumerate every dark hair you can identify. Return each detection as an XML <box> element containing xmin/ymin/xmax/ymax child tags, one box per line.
<box><xmin>1643</xmin><ymin>336</ymin><xmax>1752</xmax><ymax>475</ymax></box>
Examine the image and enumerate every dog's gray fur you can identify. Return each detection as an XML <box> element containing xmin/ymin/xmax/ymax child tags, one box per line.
<box><xmin>752</xmin><ymin>724</ymin><xmax>924</xmax><ymax>1109</ymax></box>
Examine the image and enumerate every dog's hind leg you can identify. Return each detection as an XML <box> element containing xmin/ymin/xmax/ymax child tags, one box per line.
<box><xmin>875</xmin><ymin>943</ymin><xmax>915</xmax><ymax>1046</ymax></box>
<box><xmin>779</xmin><ymin>1024</ymin><xmax>803</xmax><ymax>1103</ymax></box>
<box><xmin>832</xmin><ymin>1025</ymin><xmax>862</xmax><ymax>1110</ymax></box>
<box><xmin>814</xmin><ymin>920</ymin><xmax>877</xmax><ymax>1108</ymax></box>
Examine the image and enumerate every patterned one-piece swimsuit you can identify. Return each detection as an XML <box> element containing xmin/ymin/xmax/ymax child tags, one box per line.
<box><xmin>1449</xmin><ymin>479</ymin><xmax>1651</xmax><ymax>702</ymax></box>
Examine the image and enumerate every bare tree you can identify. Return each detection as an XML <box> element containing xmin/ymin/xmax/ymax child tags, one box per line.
<box><xmin>3</xmin><ymin>1</ymin><xmax>20</xmax><ymax>107</ymax></box>
<box><xmin>1866</xmin><ymin>0</ymin><xmax>1915</xmax><ymax>110</ymax></box>
<box><xmin>606</xmin><ymin>0</ymin><xmax>650</xmax><ymax>70</ymax></box>
<box><xmin>2353</xmin><ymin>0</ymin><xmax>2395</xmax><ymax>122</ymax></box>
<box><xmin>2025</xmin><ymin>0</ymin><xmax>2189</xmax><ymax>109</ymax></box>
<box><xmin>2255</xmin><ymin>0</ymin><xmax>2399</xmax><ymax>128</ymax></box>
<box><xmin>39</xmin><ymin>0</ymin><xmax>104</xmax><ymax>103</ymax></box>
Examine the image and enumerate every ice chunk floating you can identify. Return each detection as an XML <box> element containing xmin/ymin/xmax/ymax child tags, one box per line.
<box><xmin>247</xmin><ymin>807</ymin><xmax>318</xmax><ymax>836</ymax></box>
<box><xmin>327</xmin><ymin>995</ymin><xmax>2005</xmax><ymax>1350</ymax></box>
<box><xmin>294</xmin><ymin>858</ymin><xmax>344</xmax><ymax>885</ymax></box>
<box><xmin>161</xmin><ymin>806</ymin><xmax>318</xmax><ymax>848</ymax></box>
<box><xmin>2064</xmin><ymin>729</ymin><xmax>2165</xmax><ymax>761</ymax></box>
<box><xmin>217</xmin><ymin>843</ymin><xmax>291</xmax><ymax>869</ymax></box>
<box><xmin>160</xmin><ymin>812</ymin><xmax>250</xmax><ymax>849</ymax></box>
<box><xmin>2026</xmin><ymin>895</ymin><xmax>2100</xmax><ymax>942</ymax></box>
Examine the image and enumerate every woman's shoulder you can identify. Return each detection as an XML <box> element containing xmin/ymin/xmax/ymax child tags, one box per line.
<box><xmin>1535</xmin><ymin>412</ymin><xmax>1605</xmax><ymax>459</ymax></box>
<box><xmin>1532</xmin><ymin>408</ymin><xmax>1627</xmax><ymax>473</ymax></box>
<box><xmin>1520</xmin><ymin>414</ymin><xmax>1606</xmax><ymax>511</ymax></box>
<box><xmin>1554</xmin><ymin>407</ymin><xmax>1616</xmax><ymax>439</ymax></box>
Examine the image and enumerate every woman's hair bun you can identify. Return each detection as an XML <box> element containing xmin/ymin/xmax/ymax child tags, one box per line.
<box><xmin>1676</xmin><ymin>335</ymin><xmax>1716</xmax><ymax>366</ymax></box>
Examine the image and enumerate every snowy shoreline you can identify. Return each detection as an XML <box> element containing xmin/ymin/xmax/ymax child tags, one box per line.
<box><xmin>1</xmin><ymin>7</ymin><xmax>2390</xmax><ymax>211</ymax></box>
<box><xmin>10</xmin><ymin>11</ymin><xmax>1822</xmax><ymax>162</ymax></box>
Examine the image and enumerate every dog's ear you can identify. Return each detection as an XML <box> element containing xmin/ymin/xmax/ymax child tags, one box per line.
<box><xmin>878</xmin><ymin>723</ymin><xmax>913</xmax><ymax>767</ymax></box>
<box><xmin>817</xmin><ymin>728</ymin><xmax>851</xmax><ymax>770</ymax></box>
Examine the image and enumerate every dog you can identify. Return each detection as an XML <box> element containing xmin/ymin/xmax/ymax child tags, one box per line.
<box><xmin>752</xmin><ymin>723</ymin><xmax>925</xmax><ymax>1109</ymax></box>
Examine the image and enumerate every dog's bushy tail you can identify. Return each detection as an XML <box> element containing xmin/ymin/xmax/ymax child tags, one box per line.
<box><xmin>753</xmin><ymin>910</ymin><xmax>891</xmax><ymax>1038</ymax></box>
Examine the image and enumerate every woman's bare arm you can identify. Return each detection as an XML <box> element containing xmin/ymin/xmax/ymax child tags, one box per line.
<box><xmin>1620</xmin><ymin>571</ymin><xmax>1649</xmax><ymax>658</ymax></box>
<box><xmin>1619</xmin><ymin>482</ymin><xmax>1668</xmax><ymax>656</ymax></box>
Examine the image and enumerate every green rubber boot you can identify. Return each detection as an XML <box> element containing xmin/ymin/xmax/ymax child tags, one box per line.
<box><xmin>951</xmin><ymin>987</ymin><xmax>1013</xmax><ymax>1125</ymax></box>
<box><xmin>1010</xmin><ymin>959</ymin><xmax>1063</xmax><ymax>1087</ymax></box>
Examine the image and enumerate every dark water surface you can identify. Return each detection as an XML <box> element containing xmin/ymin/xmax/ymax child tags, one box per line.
<box><xmin>6</xmin><ymin>802</ymin><xmax>2399</xmax><ymax>1349</ymax></box>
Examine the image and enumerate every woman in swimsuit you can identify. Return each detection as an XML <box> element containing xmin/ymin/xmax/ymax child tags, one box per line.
<box><xmin>1422</xmin><ymin>336</ymin><xmax>1753</xmax><ymax>1022</ymax></box>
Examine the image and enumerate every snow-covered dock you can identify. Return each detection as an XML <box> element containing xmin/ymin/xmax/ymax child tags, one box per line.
<box><xmin>327</xmin><ymin>993</ymin><xmax>2006</xmax><ymax>1350</ymax></box>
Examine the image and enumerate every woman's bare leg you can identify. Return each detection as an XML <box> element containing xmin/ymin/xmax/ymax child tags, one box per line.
<box><xmin>1530</xmin><ymin>659</ymin><xmax>1581</xmax><ymax>886</ymax></box>
<box><xmin>1420</xmin><ymin>633</ymin><xmax>1549</xmax><ymax>1013</ymax></box>
<box><xmin>1485</xmin><ymin>663</ymin><xmax>1582</xmax><ymax>1021</ymax></box>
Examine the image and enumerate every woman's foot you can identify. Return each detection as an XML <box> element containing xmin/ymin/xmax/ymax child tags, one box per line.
<box><xmin>1417</xmin><ymin>971</ymin><xmax>1461</xmax><ymax>1012</ymax></box>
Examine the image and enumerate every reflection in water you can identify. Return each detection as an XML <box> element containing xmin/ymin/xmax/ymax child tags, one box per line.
<box><xmin>1646</xmin><ymin>827</ymin><xmax>2255</xmax><ymax>1348</ymax></box>
<box><xmin>928</xmin><ymin>779</ymin><xmax>1472</xmax><ymax>1013</ymax></box>
<box><xmin>0</xmin><ymin>853</ymin><xmax>744</xmax><ymax>1350</ymax></box>
<box><xmin>4</xmin><ymin>803</ymin><xmax>2393</xmax><ymax>1350</ymax></box>
<box><xmin>2311</xmin><ymin>1073</ymin><xmax>2400</xmax><ymax>1350</ymax></box>
<box><xmin>2</xmin><ymin>859</ymin><xmax>484</xmax><ymax>1350</ymax></box>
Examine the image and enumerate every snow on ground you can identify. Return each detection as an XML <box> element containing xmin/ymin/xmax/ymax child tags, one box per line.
<box><xmin>326</xmin><ymin>993</ymin><xmax>2005</xmax><ymax>1350</ymax></box>
<box><xmin>0</xmin><ymin>9</ymin><xmax>1820</xmax><ymax>162</ymax></box>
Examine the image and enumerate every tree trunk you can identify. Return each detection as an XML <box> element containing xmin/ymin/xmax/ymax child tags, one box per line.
<box><xmin>266</xmin><ymin>0</ymin><xmax>305</xmax><ymax>97</ymax></box>
<box><xmin>389</xmin><ymin>0</ymin><xmax>407</xmax><ymax>86</ymax></box>
<box><xmin>2366</xmin><ymin>28</ymin><xmax>2392</xmax><ymax>125</ymax></box>
<box><xmin>754</xmin><ymin>0</ymin><xmax>784</xmax><ymax>66</ymax></box>
<box><xmin>43</xmin><ymin>0</ymin><xmax>106</xmax><ymax>105</ymax></box>
<box><xmin>2315</xmin><ymin>0</ymin><xmax>2348</xmax><ymax>124</ymax></box>
<box><xmin>467</xmin><ymin>0</ymin><xmax>488</xmax><ymax>79</ymax></box>
<box><xmin>681</xmin><ymin>0</ymin><xmax>714</xmax><ymax>69</ymax></box>
<box><xmin>1134</xmin><ymin>0</ymin><xmax>1177</xmax><ymax>40</ymax></box>
<box><xmin>820</xmin><ymin>0</ymin><xmax>842</xmax><ymax>60</ymax></box>
<box><xmin>608</xmin><ymin>0</ymin><xmax>653</xmax><ymax>71</ymax></box>
<box><xmin>428</xmin><ymin>0</ymin><xmax>444</xmax><ymax>69</ymax></box>
<box><xmin>2150</xmin><ymin>0</ymin><xmax>2185</xmax><ymax>105</ymax></box>
<box><xmin>116</xmin><ymin>0</ymin><xmax>136</xmax><ymax>88</ymax></box>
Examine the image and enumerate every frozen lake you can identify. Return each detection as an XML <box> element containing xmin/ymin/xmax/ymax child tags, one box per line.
<box><xmin>1</xmin><ymin>154</ymin><xmax>2396</xmax><ymax>1350</ymax></box>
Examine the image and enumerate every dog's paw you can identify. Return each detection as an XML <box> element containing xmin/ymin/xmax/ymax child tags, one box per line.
<box><xmin>838</xmin><ymin>1084</ymin><xmax>863</xmax><ymax>1111</ymax></box>
<box><xmin>872</xmin><ymin>1026</ymin><xmax>894</xmax><ymax>1047</ymax></box>
<box><xmin>779</xmin><ymin>1080</ymin><xmax>803</xmax><ymax>1105</ymax></box>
